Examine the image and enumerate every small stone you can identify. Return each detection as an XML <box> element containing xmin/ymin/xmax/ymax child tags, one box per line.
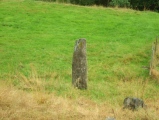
<box><xmin>123</xmin><ymin>97</ymin><xmax>147</xmax><ymax>110</ymax></box>
<box><xmin>105</xmin><ymin>117</ymin><xmax>116</xmax><ymax>120</ymax></box>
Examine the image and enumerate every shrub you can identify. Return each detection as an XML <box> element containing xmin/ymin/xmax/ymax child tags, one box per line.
<box><xmin>109</xmin><ymin>0</ymin><xmax>130</xmax><ymax>7</ymax></box>
<box><xmin>70</xmin><ymin>0</ymin><xmax>95</xmax><ymax>6</ymax></box>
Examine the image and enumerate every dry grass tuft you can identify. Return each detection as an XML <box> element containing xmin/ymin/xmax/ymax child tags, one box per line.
<box><xmin>149</xmin><ymin>39</ymin><xmax>159</xmax><ymax>82</ymax></box>
<box><xmin>150</xmin><ymin>68</ymin><xmax>159</xmax><ymax>81</ymax></box>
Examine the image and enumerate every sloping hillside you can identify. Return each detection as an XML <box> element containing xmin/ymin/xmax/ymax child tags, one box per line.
<box><xmin>0</xmin><ymin>1</ymin><xmax>159</xmax><ymax>119</ymax></box>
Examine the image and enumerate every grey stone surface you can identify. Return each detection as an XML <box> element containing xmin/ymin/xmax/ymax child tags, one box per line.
<box><xmin>105</xmin><ymin>117</ymin><xmax>116</xmax><ymax>120</ymax></box>
<box><xmin>123</xmin><ymin>97</ymin><xmax>146</xmax><ymax>110</ymax></box>
<box><xmin>72</xmin><ymin>38</ymin><xmax>87</xmax><ymax>89</ymax></box>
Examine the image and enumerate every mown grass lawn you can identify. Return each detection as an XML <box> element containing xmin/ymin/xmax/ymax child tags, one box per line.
<box><xmin>0</xmin><ymin>1</ymin><xmax>159</xmax><ymax>119</ymax></box>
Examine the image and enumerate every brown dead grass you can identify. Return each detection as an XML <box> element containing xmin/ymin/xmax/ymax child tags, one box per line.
<box><xmin>0</xmin><ymin>81</ymin><xmax>159</xmax><ymax>120</ymax></box>
<box><xmin>149</xmin><ymin>40</ymin><xmax>159</xmax><ymax>82</ymax></box>
<box><xmin>150</xmin><ymin>69</ymin><xmax>159</xmax><ymax>82</ymax></box>
<box><xmin>0</xmin><ymin>82</ymin><xmax>107</xmax><ymax>120</ymax></box>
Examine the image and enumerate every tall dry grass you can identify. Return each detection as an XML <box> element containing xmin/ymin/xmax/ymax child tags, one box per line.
<box><xmin>149</xmin><ymin>38</ymin><xmax>159</xmax><ymax>83</ymax></box>
<box><xmin>0</xmin><ymin>64</ymin><xmax>159</xmax><ymax>119</ymax></box>
<box><xmin>1</xmin><ymin>78</ymin><xmax>159</xmax><ymax>120</ymax></box>
<box><xmin>0</xmin><ymin>56</ymin><xmax>159</xmax><ymax>119</ymax></box>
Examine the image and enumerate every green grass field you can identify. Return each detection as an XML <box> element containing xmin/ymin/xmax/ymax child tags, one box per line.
<box><xmin>0</xmin><ymin>0</ymin><xmax>159</xmax><ymax>119</ymax></box>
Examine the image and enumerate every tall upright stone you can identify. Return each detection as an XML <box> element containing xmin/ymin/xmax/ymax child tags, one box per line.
<box><xmin>72</xmin><ymin>38</ymin><xmax>87</xmax><ymax>89</ymax></box>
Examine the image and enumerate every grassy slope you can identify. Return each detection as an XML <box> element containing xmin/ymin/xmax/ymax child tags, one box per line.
<box><xmin>0</xmin><ymin>1</ymin><xmax>159</xmax><ymax>119</ymax></box>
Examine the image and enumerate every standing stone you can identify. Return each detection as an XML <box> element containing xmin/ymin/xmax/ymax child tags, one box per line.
<box><xmin>72</xmin><ymin>38</ymin><xmax>87</xmax><ymax>89</ymax></box>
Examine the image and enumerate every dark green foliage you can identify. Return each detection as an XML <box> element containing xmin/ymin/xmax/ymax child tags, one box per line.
<box><xmin>70</xmin><ymin>0</ymin><xmax>95</xmax><ymax>5</ymax></box>
<box><xmin>129</xmin><ymin>0</ymin><xmax>159</xmax><ymax>11</ymax></box>
<box><xmin>109</xmin><ymin>0</ymin><xmax>130</xmax><ymax>7</ymax></box>
<box><xmin>94</xmin><ymin>0</ymin><xmax>110</xmax><ymax>6</ymax></box>
<box><xmin>35</xmin><ymin>0</ymin><xmax>159</xmax><ymax>12</ymax></box>
<box><xmin>35</xmin><ymin>0</ymin><xmax>70</xmax><ymax>3</ymax></box>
